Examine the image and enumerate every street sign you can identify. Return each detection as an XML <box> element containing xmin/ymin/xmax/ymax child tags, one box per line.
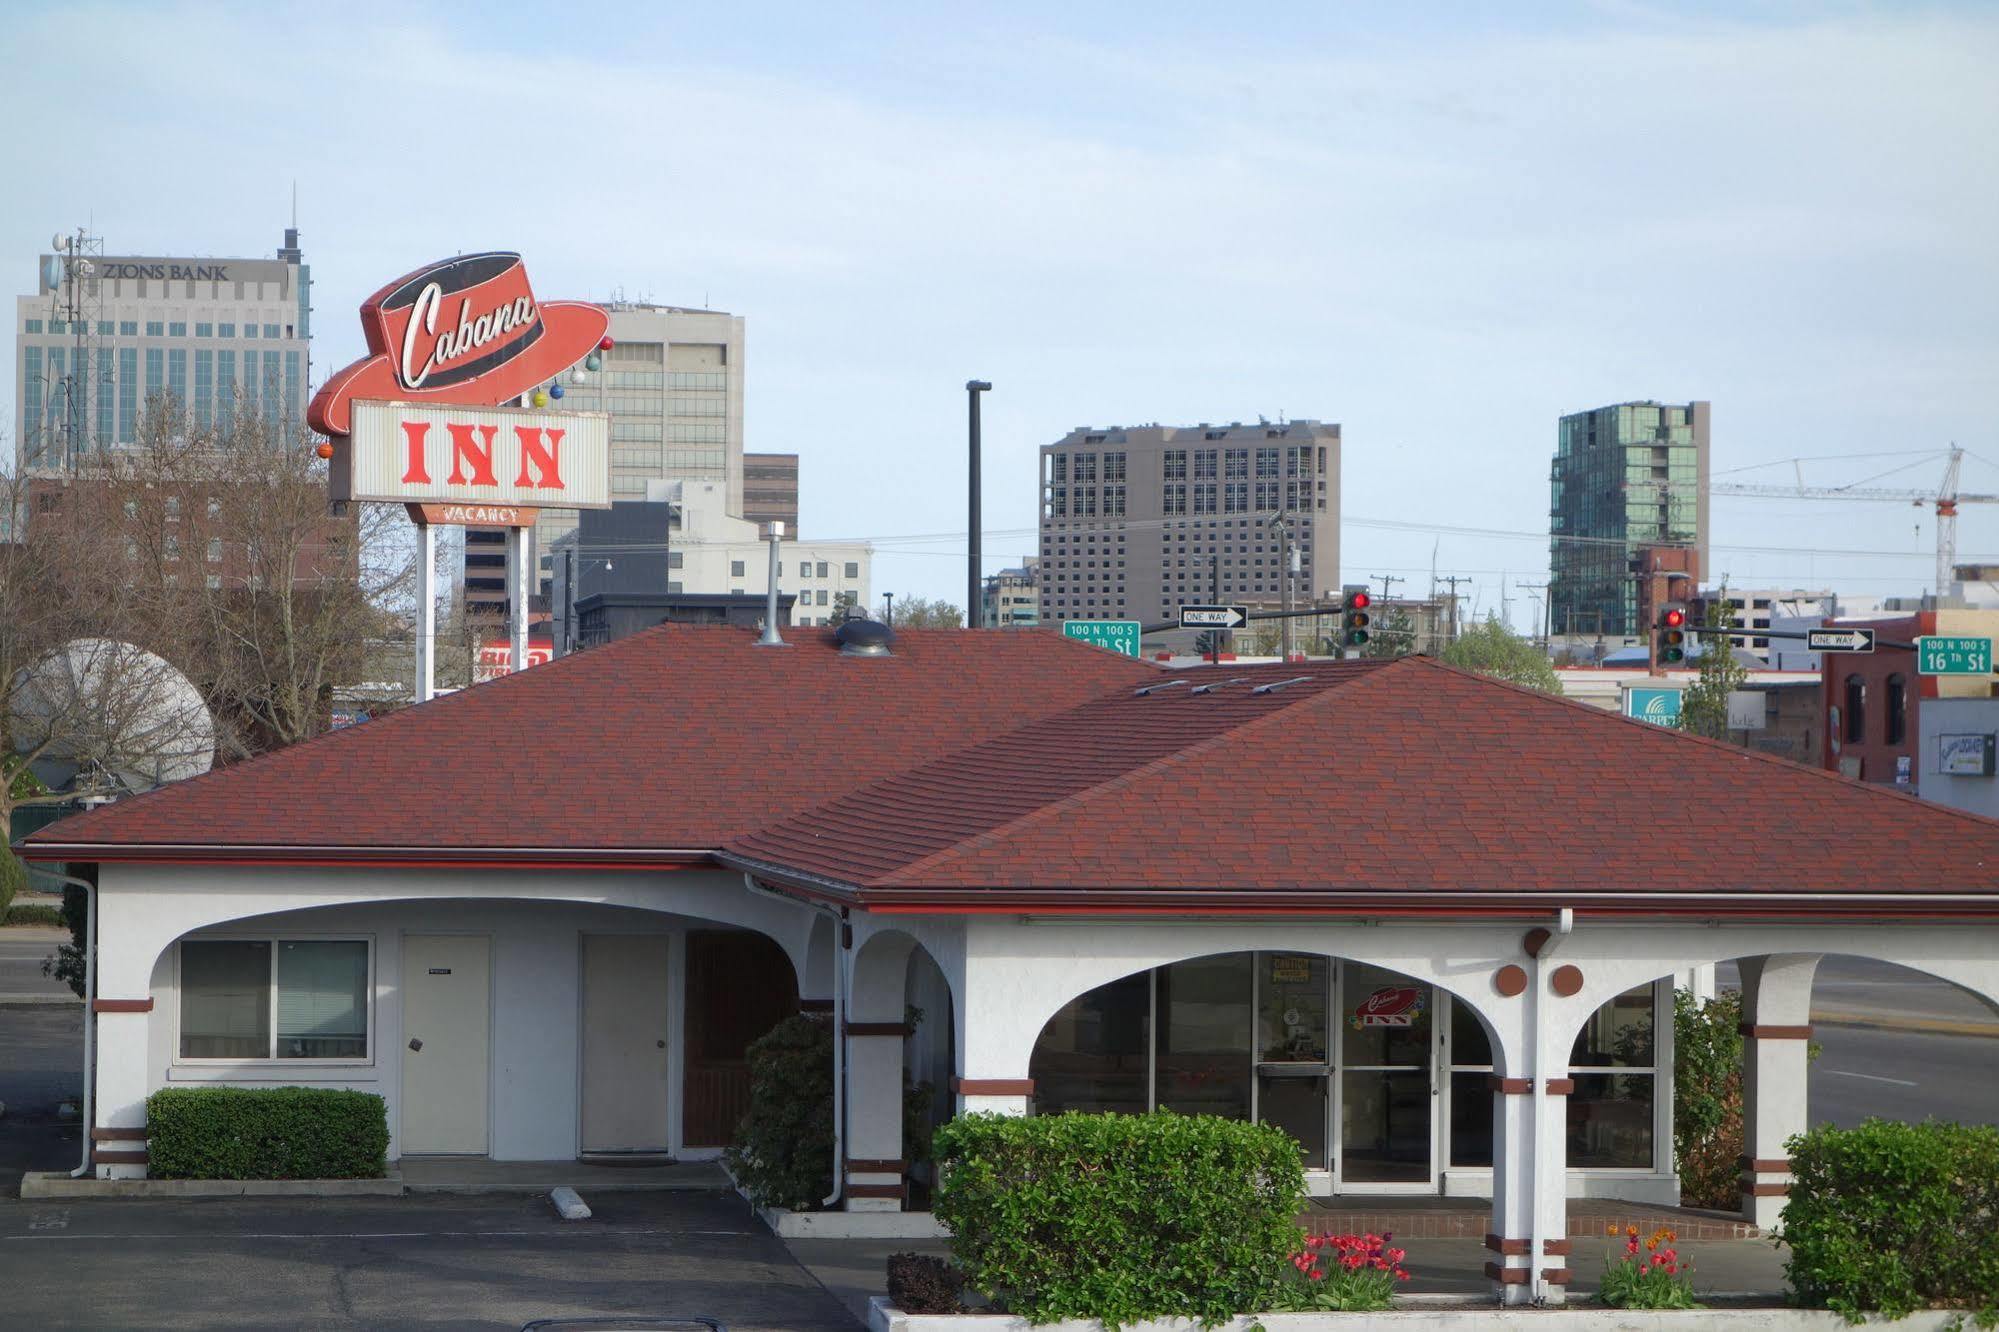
<box><xmin>1624</xmin><ymin>686</ymin><xmax>1683</xmax><ymax>728</ymax></box>
<box><xmin>1917</xmin><ymin>636</ymin><xmax>1994</xmax><ymax>676</ymax></box>
<box><xmin>1806</xmin><ymin>628</ymin><xmax>1876</xmax><ymax>653</ymax></box>
<box><xmin>1180</xmin><ymin>604</ymin><xmax>1248</xmax><ymax>630</ymax></box>
<box><xmin>1062</xmin><ymin>619</ymin><xmax>1142</xmax><ymax>658</ymax></box>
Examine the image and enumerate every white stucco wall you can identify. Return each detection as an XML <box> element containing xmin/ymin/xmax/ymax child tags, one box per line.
<box><xmin>93</xmin><ymin>864</ymin><xmax>821</xmax><ymax>1173</ymax></box>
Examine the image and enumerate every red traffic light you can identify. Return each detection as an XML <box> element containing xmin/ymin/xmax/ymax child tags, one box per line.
<box><xmin>1348</xmin><ymin>590</ymin><xmax>1372</xmax><ymax>609</ymax></box>
<box><xmin>1662</xmin><ymin>608</ymin><xmax>1686</xmax><ymax>628</ymax></box>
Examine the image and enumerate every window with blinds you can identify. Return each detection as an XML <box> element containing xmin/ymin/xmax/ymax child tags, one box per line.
<box><xmin>178</xmin><ymin>938</ymin><xmax>369</xmax><ymax>1061</ymax></box>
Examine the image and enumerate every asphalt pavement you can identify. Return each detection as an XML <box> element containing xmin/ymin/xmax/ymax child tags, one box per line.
<box><xmin>1809</xmin><ymin>1021</ymin><xmax>1999</xmax><ymax>1127</ymax></box>
<box><xmin>0</xmin><ymin>926</ymin><xmax>74</xmax><ymax>1001</ymax></box>
<box><xmin>0</xmin><ymin>1191</ymin><xmax>859</xmax><ymax>1331</ymax></box>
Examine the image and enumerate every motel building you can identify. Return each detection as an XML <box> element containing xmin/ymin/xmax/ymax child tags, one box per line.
<box><xmin>21</xmin><ymin>624</ymin><xmax>1999</xmax><ymax>1304</ymax></box>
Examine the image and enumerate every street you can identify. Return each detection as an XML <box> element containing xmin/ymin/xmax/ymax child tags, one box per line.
<box><xmin>0</xmin><ymin>925</ymin><xmax>71</xmax><ymax>1000</ymax></box>
<box><xmin>1809</xmin><ymin>1023</ymin><xmax>1999</xmax><ymax>1128</ymax></box>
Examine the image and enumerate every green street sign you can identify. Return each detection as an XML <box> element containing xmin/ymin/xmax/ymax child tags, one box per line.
<box><xmin>1062</xmin><ymin>619</ymin><xmax>1142</xmax><ymax>658</ymax></box>
<box><xmin>1917</xmin><ymin>636</ymin><xmax>1994</xmax><ymax>676</ymax></box>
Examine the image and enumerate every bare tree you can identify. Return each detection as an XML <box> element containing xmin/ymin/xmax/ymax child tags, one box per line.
<box><xmin>13</xmin><ymin>396</ymin><xmax>416</xmax><ymax>764</ymax></box>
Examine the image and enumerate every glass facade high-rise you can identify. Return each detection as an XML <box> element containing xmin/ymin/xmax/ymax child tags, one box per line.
<box><xmin>13</xmin><ymin>228</ymin><xmax>311</xmax><ymax>473</ymax></box>
<box><xmin>1548</xmin><ymin>401</ymin><xmax>1709</xmax><ymax>638</ymax></box>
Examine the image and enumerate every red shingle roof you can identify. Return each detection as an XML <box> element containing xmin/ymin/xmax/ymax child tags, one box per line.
<box><xmin>722</xmin><ymin>656</ymin><xmax>1999</xmax><ymax>915</ymax></box>
<box><xmin>22</xmin><ymin>625</ymin><xmax>1157</xmax><ymax>862</ymax></box>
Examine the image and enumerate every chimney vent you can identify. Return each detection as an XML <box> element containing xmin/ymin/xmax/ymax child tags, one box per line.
<box><xmin>836</xmin><ymin>619</ymin><xmax>894</xmax><ymax>658</ymax></box>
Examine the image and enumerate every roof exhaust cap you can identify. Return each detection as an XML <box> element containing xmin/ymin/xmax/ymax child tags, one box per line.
<box><xmin>836</xmin><ymin>619</ymin><xmax>894</xmax><ymax>658</ymax></box>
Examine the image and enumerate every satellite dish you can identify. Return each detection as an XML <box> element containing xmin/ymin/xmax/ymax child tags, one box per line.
<box><xmin>51</xmin><ymin>233</ymin><xmax>68</xmax><ymax>251</ymax></box>
<box><xmin>9</xmin><ymin>638</ymin><xmax>216</xmax><ymax>793</ymax></box>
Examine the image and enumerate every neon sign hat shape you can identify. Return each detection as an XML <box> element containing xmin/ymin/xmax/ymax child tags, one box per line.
<box><xmin>307</xmin><ymin>252</ymin><xmax>609</xmax><ymax>437</ymax></box>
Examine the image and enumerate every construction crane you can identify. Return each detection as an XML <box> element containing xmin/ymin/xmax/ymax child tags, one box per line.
<box><xmin>1708</xmin><ymin>446</ymin><xmax>1999</xmax><ymax>594</ymax></box>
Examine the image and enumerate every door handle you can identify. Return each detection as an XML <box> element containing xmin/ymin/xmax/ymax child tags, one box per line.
<box><xmin>656</xmin><ymin>1040</ymin><xmax>666</xmax><ymax>1049</ymax></box>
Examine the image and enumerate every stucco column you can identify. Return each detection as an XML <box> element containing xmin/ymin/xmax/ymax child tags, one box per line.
<box><xmin>1485</xmin><ymin>1078</ymin><xmax>1537</xmax><ymax>1304</ymax></box>
<box><xmin>843</xmin><ymin>1021</ymin><xmax>909</xmax><ymax>1212</ymax></box>
<box><xmin>91</xmin><ymin>893</ymin><xmax>175</xmax><ymax>1180</ymax></box>
<box><xmin>1738</xmin><ymin>953</ymin><xmax>1820</xmax><ymax>1228</ymax></box>
<box><xmin>950</xmin><ymin>943</ymin><xmax>1036</xmax><ymax>1118</ymax></box>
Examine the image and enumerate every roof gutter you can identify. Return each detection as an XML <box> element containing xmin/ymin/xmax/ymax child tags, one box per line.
<box><xmin>15</xmin><ymin>844</ymin><xmax>715</xmax><ymax>869</ymax></box>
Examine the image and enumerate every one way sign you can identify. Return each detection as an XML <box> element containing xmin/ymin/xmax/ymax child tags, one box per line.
<box><xmin>1180</xmin><ymin>604</ymin><xmax>1248</xmax><ymax>630</ymax></box>
<box><xmin>1807</xmin><ymin>628</ymin><xmax>1876</xmax><ymax>653</ymax></box>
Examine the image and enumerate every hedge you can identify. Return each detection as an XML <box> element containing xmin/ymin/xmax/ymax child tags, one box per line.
<box><xmin>1782</xmin><ymin>1118</ymin><xmax>1999</xmax><ymax>1322</ymax></box>
<box><xmin>932</xmin><ymin>1111</ymin><xmax>1307</xmax><ymax>1329</ymax></box>
<box><xmin>146</xmin><ymin>1087</ymin><xmax>389</xmax><ymax>1180</ymax></box>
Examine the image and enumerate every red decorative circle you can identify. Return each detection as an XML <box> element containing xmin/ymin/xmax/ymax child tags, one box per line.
<box><xmin>598</xmin><ymin>335</ymin><xmax>615</xmax><ymax>351</ymax></box>
<box><xmin>1494</xmin><ymin>964</ymin><xmax>1528</xmax><ymax>997</ymax></box>
<box><xmin>1550</xmin><ymin>964</ymin><xmax>1584</xmax><ymax>998</ymax></box>
<box><xmin>314</xmin><ymin>442</ymin><xmax>335</xmax><ymax>460</ymax></box>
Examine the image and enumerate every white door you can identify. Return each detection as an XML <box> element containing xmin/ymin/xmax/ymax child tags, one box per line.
<box><xmin>581</xmin><ymin>934</ymin><xmax>674</xmax><ymax>1153</ymax></box>
<box><xmin>401</xmin><ymin>934</ymin><xmax>491</xmax><ymax>1155</ymax></box>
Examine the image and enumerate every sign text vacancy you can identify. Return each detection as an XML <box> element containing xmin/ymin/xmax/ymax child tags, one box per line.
<box><xmin>341</xmin><ymin>401</ymin><xmax>611</xmax><ymax>510</ymax></box>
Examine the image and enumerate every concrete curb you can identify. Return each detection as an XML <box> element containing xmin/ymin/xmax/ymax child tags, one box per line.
<box><xmin>20</xmin><ymin>1170</ymin><xmax>404</xmax><ymax>1199</ymax></box>
<box><xmin>865</xmin><ymin>1296</ymin><xmax>1968</xmax><ymax>1330</ymax></box>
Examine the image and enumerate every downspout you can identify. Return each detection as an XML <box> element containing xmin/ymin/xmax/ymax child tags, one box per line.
<box><xmin>27</xmin><ymin>865</ymin><xmax>96</xmax><ymax>1178</ymax></box>
<box><xmin>1528</xmin><ymin>906</ymin><xmax>1574</xmax><ymax>1304</ymax></box>
<box><xmin>741</xmin><ymin>873</ymin><xmax>844</xmax><ymax>1208</ymax></box>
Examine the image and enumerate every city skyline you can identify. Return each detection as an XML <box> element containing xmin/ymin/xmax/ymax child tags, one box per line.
<box><xmin>3</xmin><ymin>2</ymin><xmax>1997</xmax><ymax>623</ymax></box>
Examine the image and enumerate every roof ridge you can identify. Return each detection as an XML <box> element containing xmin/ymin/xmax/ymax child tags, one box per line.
<box><xmin>1407</xmin><ymin>655</ymin><xmax>1999</xmax><ymax>834</ymax></box>
<box><xmin>875</xmin><ymin>661</ymin><xmax>1393</xmax><ymax>887</ymax></box>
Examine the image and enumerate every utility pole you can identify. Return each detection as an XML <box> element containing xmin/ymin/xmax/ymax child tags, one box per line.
<box><xmin>1438</xmin><ymin>575</ymin><xmax>1472</xmax><ymax>642</ymax></box>
<box><xmin>1515</xmin><ymin>581</ymin><xmax>1548</xmax><ymax>647</ymax></box>
<box><xmin>1372</xmin><ymin>573</ymin><xmax>1403</xmax><ymax>604</ymax></box>
<box><xmin>965</xmin><ymin>380</ymin><xmax>991</xmax><ymax>628</ymax></box>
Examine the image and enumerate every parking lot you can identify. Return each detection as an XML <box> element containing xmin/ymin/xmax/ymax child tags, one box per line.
<box><xmin>0</xmin><ymin>1190</ymin><xmax>860</xmax><ymax>1331</ymax></box>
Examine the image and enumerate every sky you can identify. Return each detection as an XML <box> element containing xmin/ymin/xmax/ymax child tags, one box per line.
<box><xmin>4</xmin><ymin>0</ymin><xmax>1998</xmax><ymax>626</ymax></box>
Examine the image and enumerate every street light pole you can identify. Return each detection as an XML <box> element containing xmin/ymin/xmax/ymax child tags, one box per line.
<box><xmin>966</xmin><ymin>380</ymin><xmax>991</xmax><ymax>628</ymax></box>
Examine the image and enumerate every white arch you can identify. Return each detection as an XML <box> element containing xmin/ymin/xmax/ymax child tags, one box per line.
<box><xmin>93</xmin><ymin>861</ymin><xmax>823</xmax><ymax>1002</ymax></box>
<box><xmin>953</xmin><ymin>918</ymin><xmax>1534</xmax><ymax>1085</ymax></box>
<box><xmin>1533</xmin><ymin>921</ymin><xmax>1999</xmax><ymax>1056</ymax></box>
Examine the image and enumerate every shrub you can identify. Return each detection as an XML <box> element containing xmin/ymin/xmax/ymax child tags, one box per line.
<box><xmin>146</xmin><ymin>1086</ymin><xmax>388</xmax><ymax>1179</ymax></box>
<box><xmin>1674</xmin><ymin>987</ymin><xmax>1744</xmax><ymax>1209</ymax></box>
<box><xmin>0</xmin><ymin>845</ymin><xmax>24</xmax><ymax>921</ymax></box>
<box><xmin>724</xmin><ymin>1009</ymin><xmax>935</xmax><ymax>1211</ymax></box>
<box><xmin>725</xmin><ymin>1014</ymin><xmax>835</xmax><ymax>1209</ymax></box>
<box><xmin>1782</xmin><ymin>1119</ymin><xmax>1999</xmax><ymax>1322</ymax></box>
<box><xmin>886</xmin><ymin>1252</ymin><xmax>964</xmax><ymax>1315</ymax></box>
<box><xmin>933</xmin><ymin>1111</ymin><xmax>1308</xmax><ymax>1329</ymax></box>
<box><xmin>4</xmin><ymin>902</ymin><xmax>63</xmax><ymax>927</ymax></box>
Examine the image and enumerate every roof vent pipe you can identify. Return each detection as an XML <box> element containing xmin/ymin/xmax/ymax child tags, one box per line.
<box><xmin>754</xmin><ymin>521</ymin><xmax>789</xmax><ymax>648</ymax></box>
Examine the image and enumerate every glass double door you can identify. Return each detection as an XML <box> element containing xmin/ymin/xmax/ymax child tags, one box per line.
<box><xmin>1254</xmin><ymin>956</ymin><xmax>1436</xmax><ymax>1190</ymax></box>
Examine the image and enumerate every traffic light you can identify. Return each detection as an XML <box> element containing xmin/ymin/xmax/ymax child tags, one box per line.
<box><xmin>1658</xmin><ymin>604</ymin><xmax>1688</xmax><ymax>663</ymax></box>
<box><xmin>1342</xmin><ymin>586</ymin><xmax>1373</xmax><ymax>646</ymax></box>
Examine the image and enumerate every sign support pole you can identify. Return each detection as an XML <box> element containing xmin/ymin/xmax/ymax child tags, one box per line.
<box><xmin>507</xmin><ymin>525</ymin><xmax>529</xmax><ymax>674</ymax></box>
<box><xmin>415</xmin><ymin>522</ymin><xmax>436</xmax><ymax>704</ymax></box>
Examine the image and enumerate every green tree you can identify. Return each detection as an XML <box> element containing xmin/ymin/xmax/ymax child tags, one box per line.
<box><xmin>877</xmin><ymin>596</ymin><xmax>963</xmax><ymax>629</ymax></box>
<box><xmin>1361</xmin><ymin>606</ymin><xmax>1417</xmax><ymax>659</ymax></box>
<box><xmin>1677</xmin><ymin>595</ymin><xmax>1750</xmax><ymax>740</ymax></box>
<box><xmin>1438</xmin><ymin>615</ymin><xmax>1559</xmax><ymax>692</ymax></box>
